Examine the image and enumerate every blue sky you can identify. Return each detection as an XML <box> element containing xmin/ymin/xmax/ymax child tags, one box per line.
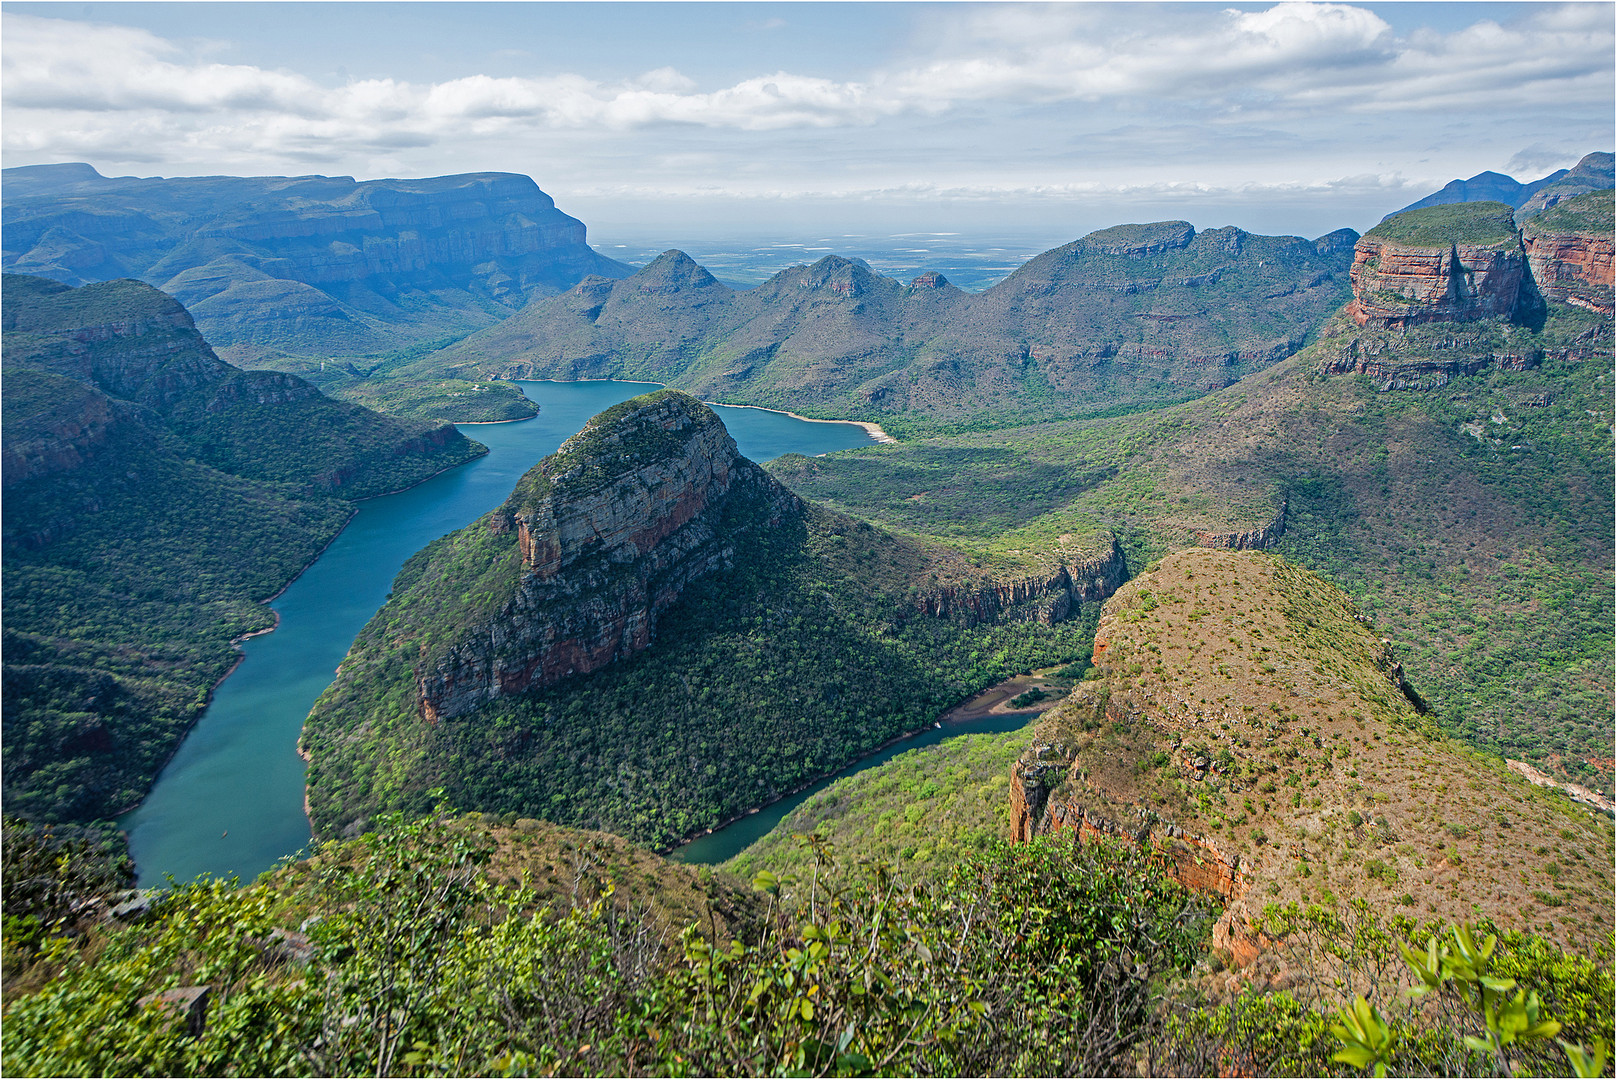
<box><xmin>3</xmin><ymin>3</ymin><xmax>1612</xmax><ymax>244</ymax></box>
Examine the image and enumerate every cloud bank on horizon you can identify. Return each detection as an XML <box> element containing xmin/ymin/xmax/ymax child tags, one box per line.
<box><xmin>3</xmin><ymin>2</ymin><xmax>1612</xmax><ymax>239</ymax></box>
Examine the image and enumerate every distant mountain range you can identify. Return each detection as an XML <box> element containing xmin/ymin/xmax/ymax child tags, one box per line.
<box><xmin>1</xmin><ymin>164</ymin><xmax>632</xmax><ymax>365</ymax></box>
<box><xmin>1386</xmin><ymin>151</ymin><xmax>1614</xmax><ymax>220</ymax></box>
<box><xmin>412</xmin><ymin>222</ymin><xmax>1360</xmax><ymax>429</ymax></box>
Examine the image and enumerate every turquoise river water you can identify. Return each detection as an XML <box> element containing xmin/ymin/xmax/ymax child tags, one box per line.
<box><xmin>120</xmin><ymin>381</ymin><xmax>885</xmax><ymax>887</ymax></box>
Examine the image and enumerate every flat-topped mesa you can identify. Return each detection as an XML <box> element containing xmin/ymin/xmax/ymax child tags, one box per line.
<box><xmin>1521</xmin><ymin>189</ymin><xmax>1616</xmax><ymax>316</ymax></box>
<box><xmin>1345</xmin><ymin>202</ymin><xmax>1535</xmax><ymax>328</ymax></box>
<box><xmin>416</xmin><ymin>391</ymin><xmax>800</xmax><ymax>723</ymax></box>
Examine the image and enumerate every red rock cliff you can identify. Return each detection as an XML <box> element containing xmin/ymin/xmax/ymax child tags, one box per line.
<box><xmin>1344</xmin><ymin>238</ymin><xmax>1529</xmax><ymax>328</ymax></box>
<box><xmin>1523</xmin><ymin>231</ymin><xmax>1615</xmax><ymax>316</ymax></box>
<box><xmin>416</xmin><ymin>392</ymin><xmax>800</xmax><ymax>723</ymax></box>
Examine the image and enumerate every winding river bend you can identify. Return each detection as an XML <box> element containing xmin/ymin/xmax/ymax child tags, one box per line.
<box><xmin>120</xmin><ymin>381</ymin><xmax>879</xmax><ymax>887</ymax></box>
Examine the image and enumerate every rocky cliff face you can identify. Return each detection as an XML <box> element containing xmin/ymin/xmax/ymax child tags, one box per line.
<box><xmin>416</xmin><ymin>392</ymin><xmax>800</xmax><ymax>723</ymax></box>
<box><xmin>1524</xmin><ymin>232</ymin><xmax>1615</xmax><ymax>315</ymax></box>
<box><xmin>912</xmin><ymin>540</ymin><xmax>1126</xmax><ymax>626</ymax></box>
<box><xmin>1345</xmin><ymin>238</ymin><xmax>1531</xmax><ymax>329</ymax></box>
<box><xmin>1522</xmin><ymin>190</ymin><xmax>1616</xmax><ymax>316</ymax></box>
<box><xmin>1320</xmin><ymin>330</ymin><xmax>1540</xmax><ymax>390</ymax></box>
<box><xmin>1192</xmin><ymin>502</ymin><xmax>1286</xmax><ymax>551</ymax></box>
<box><xmin>1344</xmin><ymin>196</ymin><xmax>1617</xmax><ymax>330</ymax></box>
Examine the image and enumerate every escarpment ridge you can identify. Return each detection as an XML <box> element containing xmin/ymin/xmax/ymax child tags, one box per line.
<box><xmin>1010</xmin><ymin>550</ymin><xmax>1615</xmax><ymax>967</ymax></box>
<box><xmin>1</xmin><ymin>164</ymin><xmax>632</xmax><ymax>365</ymax></box>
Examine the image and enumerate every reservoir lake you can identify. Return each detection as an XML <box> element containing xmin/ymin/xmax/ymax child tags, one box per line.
<box><xmin>121</xmin><ymin>380</ymin><xmax>883</xmax><ymax>887</ymax></box>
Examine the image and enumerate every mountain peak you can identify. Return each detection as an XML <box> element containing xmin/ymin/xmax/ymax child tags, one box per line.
<box><xmin>409</xmin><ymin>390</ymin><xmax>801</xmax><ymax>723</ymax></box>
<box><xmin>632</xmin><ymin>250</ymin><xmax>723</xmax><ymax>291</ymax></box>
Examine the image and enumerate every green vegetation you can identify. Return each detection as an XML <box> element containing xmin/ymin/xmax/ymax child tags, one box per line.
<box><xmin>2</xmin><ymin>383</ymin><xmax>353</xmax><ymax>820</ymax></box>
<box><xmin>726</xmin><ymin>727</ymin><xmax>1028</xmax><ymax>885</ymax></box>
<box><xmin>774</xmin><ymin>305</ymin><xmax>1614</xmax><ymax>791</ymax></box>
<box><xmin>412</xmin><ymin>224</ymin><xmax>1354</xmax><ymax>432</ymax></box>
<box><xmin>1022</xmin><ymin>549</ymin><xmax>1614</xmax><ymax>952</ymax></box>
<box><xmin>1</xmin><ymin>811</ymin><xmax>1216</xmax><ymax>1077</ymax></box>
<box><xmin>1526</xmin><ymin>189</ymin><xmax>1616</xmax><ymax>237</ymax></box>
<box><xmin>5</xmin><ymin>806</ymin><xmax>1611</xmax><ymax>1077</ymax></box>
<box><xmin>304</xmin><ymin>495</ymin><xmax>1095</xmax><ymax>848</ymax></box>
<box><xmin>322</xmin><ymin>376</ymin><xmax>538</xmax><ymax>424</ymax></box>
<box><xmin>1367</xmin><ymin>202</ymin><xmax>1521</xmax><ymax>250</ymax></box>
<box><xmin>1</xmin><ymin>276</ymin><xmax>486</xmax><ymax>824</ymax></box>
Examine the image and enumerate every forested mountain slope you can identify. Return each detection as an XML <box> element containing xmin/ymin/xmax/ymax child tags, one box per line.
<box><xmin>411</xmin><ymin>222</ymin><xmax>1358</xmax><ymax>429</ymax></box>
<box><xmin>1</xmin><ymin>275</ymin><xmax>485</xmax><ymax>822</ymax></box>
<box><xmin>301</xmin><ymin>391</ymin><xmax>1117</xmax><ymax>847</ymax></box>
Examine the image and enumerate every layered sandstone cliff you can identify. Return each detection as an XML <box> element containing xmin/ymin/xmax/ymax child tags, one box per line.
<box><xmin>416</xmin><ymin>391</ymin><xmax>800</xmax><ymax>723</ymax></box>
<box><xmin>1521</xmin><ymin>190</ymin><xmax>1615</xmax><ymax>316</ymax></box>
<box><xmin>911</xmin><ymin>538</ymin><xmax>1126</xmax><ymax>626</ymax></box>
<box><xmin>2</xmin><ymin>164</ymin><xmax>632</xmax><ymax>361</ymax></box>
<box><xmin>1344</xmin><ymin>203</ymin><xmax>1533</xmax><ymax>329</ymax></box>
<box><xmin>1192</xmin><ymin>501</ymin><xmax>1286</xmax><ymax>551</ymax></box>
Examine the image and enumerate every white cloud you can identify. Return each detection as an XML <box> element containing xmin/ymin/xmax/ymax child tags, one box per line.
<box><xmin>0</xmin><ymin>3</ymin><xmax>1609</xmax><ymax>201</ymax></box>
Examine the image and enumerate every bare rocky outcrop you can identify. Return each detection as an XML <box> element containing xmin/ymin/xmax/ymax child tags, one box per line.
<box><xmin>1345</xmin><ymin>239</ymin><xmax>1531</xmax><ymax>328</ymax></box>
<box><xmin>912</xmin><ymin>539</ymin><xmax>1126</xmax><ymax>626</ymax></box>
<box><xmin>416</xmin><ymin>392</ymin><xmax>801</xmax><ymax>723</ymax></box>
<box><xmin>1320</xmin><ymin>333</ymin><xmax>1541</xmax><ymax>390</ymax></box>
<box><xmin>1193</xmin><ymin>502</ymin><xmax>1286</xmax><ymax>551</ymax></box>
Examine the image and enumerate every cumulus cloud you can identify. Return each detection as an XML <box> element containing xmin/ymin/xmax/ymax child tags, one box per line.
<box><xmin>1</xmin><ymin>3</ymin><xmax>1610</xmax><ymax>191</ymax></box>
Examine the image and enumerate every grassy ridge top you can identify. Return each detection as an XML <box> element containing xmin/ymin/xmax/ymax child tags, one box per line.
<box><xmin>1033</xmin><ymin>548</ymin><xmax>1615</xmax><ymax>953</ymax></box>
<box><xmin>1525</xmin><ymin>188</ymin><xmax>1616</xmax><ymax>237</ymax></box>
<box><xmin>1366</xmin><ymin>201</ymin><xmax>1521</xmax><ymax>250</ymax></box>
<box><xmin>500</xmin><ymin>389</ymin><xmax>719</xmax><ymax>516</ymax></box>
<box><xmin>0</xmin><ymin>275</ymin><xmax>189</xmax><ymax>331</ymax></box>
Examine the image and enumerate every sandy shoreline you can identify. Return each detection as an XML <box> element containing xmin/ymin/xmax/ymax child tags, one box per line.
<box><xmin>706</xmin><ymin>400</ymin><xmax>896</xmax><ymax>444</ymax></box>
<box><xmin>512</xmin><ymin>377</ymin><xmax>897</xmax><ymax>444</ymax></box>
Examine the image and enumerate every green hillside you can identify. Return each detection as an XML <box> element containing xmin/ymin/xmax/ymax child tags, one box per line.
<box><xmin>771</xmin><ymin>303</ymin><xmax>1615</xmax><ymax>793</ymax></box>
<box><xmin>303</xmin><ymin>474</ymin><xmax>1098</xmax><ymax>848</ymax></box>
<box><xmin>1</xmin><ymin>276</ymin><xmax>486</xmax><ymax>823</ymax></box>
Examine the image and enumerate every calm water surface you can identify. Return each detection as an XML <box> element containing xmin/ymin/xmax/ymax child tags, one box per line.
<box><xmin>121</xmin><ymin>381</ymin><xmax>876</xmax><ymax>886</ymax></box>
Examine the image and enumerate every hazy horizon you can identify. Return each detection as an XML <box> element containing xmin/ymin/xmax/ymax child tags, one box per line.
<box><xmin>4</xmin><ymin>2</ymin><xmax>1612</xmax><ymax>245</ymax></box>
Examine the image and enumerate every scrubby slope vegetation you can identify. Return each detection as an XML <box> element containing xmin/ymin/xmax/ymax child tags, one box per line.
<box><xmin>302</xmin><ymin>392</ymin><xmax>1108</xmax><ymax>848</ymax></box>
<box><xmin>1</xmin><ymin>275</ymin><xmax>485</xmax><ymax>823</ymax></box>
<box><xmin>411</xmin><ymin>222</ymin><xmax>1356</xmax><ymax>429</ymax></box>
<box><xmin>771</xmin><ymin>208</ymin><xmax>1614</xmax><ymax>793</ymax></box>
<box><xmin>3</xmin><ymin>807</ymin><xmax>1234</xmax><ymax>1078</ymax></box>
<box><xmin>1018</xmin><ymin>549</ymin><xmax>1613</xmax><ymax>955</ymax></box>
<box><xmin>725</xmin><ymin>726</ymin><xmax>1028</xmax><ymax>887</ymax></box>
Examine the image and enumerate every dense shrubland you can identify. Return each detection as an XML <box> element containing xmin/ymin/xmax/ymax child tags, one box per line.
<box><xmin>3</xmin><ymin>809</ymin><xmax>1610</xmax><ymax>1077</ymax></box>
<box><xmin>772</xmin><ymin>305</ymin><xmax>1615</xmax><ymax>790</ymax></box>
